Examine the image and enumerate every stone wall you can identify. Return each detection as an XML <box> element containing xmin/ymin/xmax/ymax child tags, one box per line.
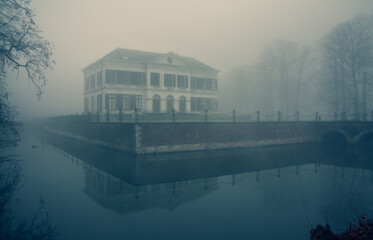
<box><xmin>47</xmin><ymin>121</ymin><xmax>136</xmax><ymax>152</ymax></box>
<box><xmin>136</xmin><ymin>122</ymin><xmax>321</xmax><ymax>154</ymax></box>
<box><xmin>46</xmin><ymin>121</ymin><xmax>340</xmax><ymax>154</ymax></box>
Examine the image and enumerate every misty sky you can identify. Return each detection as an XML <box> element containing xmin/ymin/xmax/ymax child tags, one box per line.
<box><xmin>7</xmin><ymin>0</ymin><xmax>373</xmax><ymax>119</ymax></box>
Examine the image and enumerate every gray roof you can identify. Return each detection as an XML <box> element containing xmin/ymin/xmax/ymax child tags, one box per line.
<box><xmin>89</xmin><ymin>48</ymin><xmax>219</xmax><ymax>73</ymax></box>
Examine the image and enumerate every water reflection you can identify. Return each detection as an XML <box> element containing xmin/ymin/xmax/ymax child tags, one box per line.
<box><xmin>85</xmin><ymin>164</ymin><xmax>218</xmax><ymax>215</ymax></box>
<box><xmin>41</xmin><ymin>131</ymin><xmax>373</xmax><ymax>222</ymax></box>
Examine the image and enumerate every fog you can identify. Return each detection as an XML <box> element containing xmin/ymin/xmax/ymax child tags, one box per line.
<box><xmin>3</xmin><ymin>2</ymin><xmax>373</xmax><ymax>239</ymax></box>
<box><xmin>7</xmin><ymin>0</ymin><xmax>373</xmax><ymax>119</ymax></box>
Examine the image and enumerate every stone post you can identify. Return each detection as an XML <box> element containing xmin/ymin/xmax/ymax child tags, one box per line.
<box><xmin>135</xmin><ymin>108</ymin><xmax>138</xmax><ymax>123</ymax></box>
<box><xmin>119</xmin><ymin>109</ymin><xmax>123</xmax><ymax>123</ymax></box>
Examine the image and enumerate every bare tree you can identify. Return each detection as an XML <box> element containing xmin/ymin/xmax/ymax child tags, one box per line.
<box><xmin>257</xmin><ymin>39</ymin><xmax>317</xmax><ymax>118</ymax></box>
<box><xmin>0</xmin><ymin>0</ymin><xmax>54</xmax><ymax>96</ymax></box>
<box><xmin>0</xmin><ymin>0</ymin><xmax>54</xmax><ymax>146</ymax></box>
<box><xmin>320</xmin><ymin>15</ymin><xmax>373</xmax><ymax>119</ymax></box>
<box><xmin>275</xmin><ymin>40</ymin><xmax>297</xmax><ymax>115</ymax></box>
<box><xmin>222</xmin><ymin>40</ymin><xmax>315</xmax><ymax>117</ymax></box>
<box><xmin>293</xmin><ymin>45</ymin><xmax>313</xmax><ymax>113</ymax></box>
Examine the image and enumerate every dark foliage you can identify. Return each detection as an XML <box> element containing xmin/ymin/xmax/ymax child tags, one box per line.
<box><xmin>310</xmin><ymin>216</ymin><xmax>373</xmax><ymax>240</ymax></box>
<box><xmin>0</xmin><ymin>79</ymin><xmax>22</xmax><ymax>147</ymax></box>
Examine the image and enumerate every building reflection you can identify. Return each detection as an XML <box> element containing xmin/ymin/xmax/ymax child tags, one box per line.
<box><xmin>84</xmin><ymin>163</ymin><xmax>218</xmax><ymax>215</ymax></box>
<box><xmin>41</xmin><ymin>130</ymin><xmax>373</xmax><ymax>215</ymax></box>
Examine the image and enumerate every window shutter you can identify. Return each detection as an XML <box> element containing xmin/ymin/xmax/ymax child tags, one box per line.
<box><xmin>105</xmin><ymin>94</ymin><xmax>109</xmax><ymax>110</ymax></box>
<box><xmin>142</xmin><ymin>73</ymin><xmax>146</xmax><ymax>86</ymax></box>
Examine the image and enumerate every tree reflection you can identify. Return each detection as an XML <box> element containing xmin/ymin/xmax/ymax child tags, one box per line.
<box><xmin>0</xmin><ymin>154</ymin><xmax>57</xmax><ymax>240</ymax></box>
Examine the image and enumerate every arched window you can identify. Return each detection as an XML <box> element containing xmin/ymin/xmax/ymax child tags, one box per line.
<box><xmin>179</xmin><ymin>96</ymin><xmax>186</xmax><ymax>113</ymax></box>
<box><xmin>152</xmin><ymin>95</ymin><xmax>161</xmax><ymax>113</ymax></box>
<box><xmin>166</xmin><ymin>95</ymin><xmax>174</xmax><ymax>112</ymax></box>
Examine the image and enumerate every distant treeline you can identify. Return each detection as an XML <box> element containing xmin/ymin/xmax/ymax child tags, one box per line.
<box><xmin>220</xmin><ymin>15</ymin><xmax>373</xmax><ymax>120</ymax></box>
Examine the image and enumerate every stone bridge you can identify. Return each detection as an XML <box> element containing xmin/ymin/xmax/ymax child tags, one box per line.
<box><xmin>316</xmin><ymin>122</ymin><xmax>373</xmax><ymax>144</ymax></box>
<box><xmin>46</xmin><ymin>121</ymin><xmax>373</xmax><ymax>154</ymax></box>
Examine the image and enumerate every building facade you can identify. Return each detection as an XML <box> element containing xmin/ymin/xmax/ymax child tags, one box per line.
<box><xmin>82</xmin><ymin>48</ymin><xmax>219</xmax><ymax>114</ymax></box>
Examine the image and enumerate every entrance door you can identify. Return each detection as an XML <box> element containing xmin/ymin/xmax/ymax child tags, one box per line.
<box><xmin>152</xmin><ymin>95</ymin><xmax>161</xmax><ymax>113</ymax></box>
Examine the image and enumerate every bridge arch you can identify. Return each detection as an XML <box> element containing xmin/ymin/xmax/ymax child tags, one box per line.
<box><xmin>319</xmin><ymin>129</ymin><xmax>351</xmax><ymax>145</ymax></box>
<box><xmin>354</xmin><ymin>130</ymin><xmax>373</xmax><ymax>145</ymax></box>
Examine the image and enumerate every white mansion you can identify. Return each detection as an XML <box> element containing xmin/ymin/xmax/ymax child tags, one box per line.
<box><xmin>82</xmin><ymin>48</ymin><xmax>218</xmax><ymax>114</ymax></box>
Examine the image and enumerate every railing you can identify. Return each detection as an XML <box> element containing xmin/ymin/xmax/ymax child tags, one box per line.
<box><xmin>50</xmin><ymin>109</ymin><xmax>373</xmax><ymax>124</ymax></box>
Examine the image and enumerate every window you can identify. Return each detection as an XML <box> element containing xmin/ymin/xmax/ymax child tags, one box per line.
<box><xmin>123</xmin><ymin>95</ymin><xmax>130</xmax><ymax>110</ymax></box>
<box><xmin>130</xmin><ymin>72</ymin><xmax>143</xmax><ymax>86</ymax></box>
<box><xmin>179</xmin><ymin>96</ymin><xmax>186</xmax><ymax>113</ymax></box>
<box><xmin>196</xmin><ymin>78</ymin><xmax>204</xmax><ymax>89</ymax></box>
<box><xmin>166</xmin><ymin>95</ymin><xmax>174</xmax><ymax>112</ymax></box>
<box><xmin>90</xmin><ymin>75</ymin><xmax>96</xmax><ymax>89</ymax></box>
<box><xmin>191</xmin><ymin>97</ymin><xmax>217</xmax><ymax>112</ymax></box>
<box><xmin>191</xmin><ymin>77</ymin><xmax>217</xmax><ymax>91</ymax></box>
<box><xmin>151</xmin><ymin>72</ymin><xmax>160</xmax><ymax>86</ymax></box>
<box><xmin>97</xmin><ymin>72</ymin><xmax>102</xmax><ymax>87</ymax></box>
<box><xmin>212</xmin><ymin>79</ymin><xmax>217</xmax><ymax>90</ymax></box>
<box><xmin>200</xmin><ymin>98</ymin><xmax>206</xmax><ymax>111</ymax></box>
<box><xmin>106</xmin><ymin>70</ymin><xmax>116</xmax><ymax>84</ymax></box>
<box><xmin>177</xmin><ymin>75</ymin><xmax>188</xmax><ymax>88</ymax></box>
<box><xmin>84</xmin><ymin>77</ymin><xmax>89</xmax><ymax>91</ymax></box>
<box><xmin>105</xmin><ymin>70</ymin><xmax>146</xmax><ymax>87</ymax></box>
<box><xmin>164</xmin><ymin>74</ymin><xmax>176</xmax><ymax>88</ymax></box>
<box><xmin>97</xmin><ymin>95</ymin><xmax>102</xmax><ymax>112</ymax></box>
<box><xmin>152</xmin><ymin>95</ymin><xmax>161</xmax><ymax>113</ymax></box>
<box><xmin>105</xmin><ymin>94</ymin><xmax>117</xmax><ymax>110</ymax></box>
<box><xmin>206</xmin><ymin>79</ymin><xmax>212</xmax><ymax>90</ymax></box>
<box><xmin>114</xmin><ymin>94</ymin><xmax>142</xmax><ymax>111</ymax></box>
<box><xmin>135</xmin><ymin>95</ymin><xmax>142</xmax><ymax>110</ymax></box>
<box><xmin>129</xmin><ymin>95</ymin><xmax>137</xmax><ymax>110</ymax></box>
<box><xmin>118</xmin><ymin>71</ymin><xmax>130</xmax><ymax>85</ymax></box>
<box><xmin>191</xmin><ymin>98</ymin><xmax>196</xmax><ymax>112</ymax></box>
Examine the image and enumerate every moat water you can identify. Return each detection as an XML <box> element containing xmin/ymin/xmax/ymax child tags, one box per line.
<box><xmin>5</xmin><ymin>130</ymin><xmax>373</xmax><ymax>240</ymax></box>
